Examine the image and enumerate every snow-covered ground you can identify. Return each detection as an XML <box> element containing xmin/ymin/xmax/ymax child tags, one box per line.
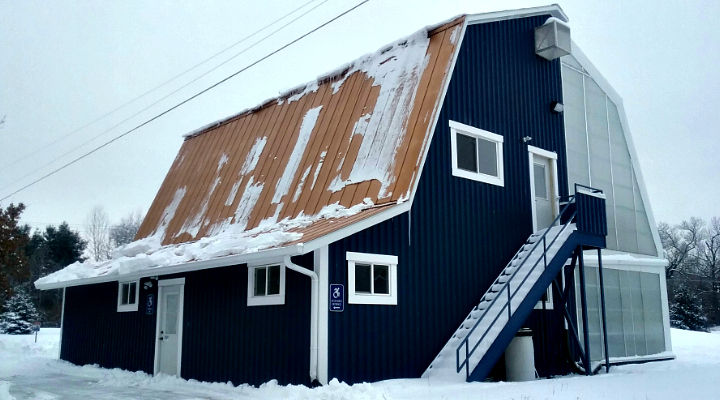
<box><xmin>1</xmin><ymin>328</ymin><xmax>719</xmax><ymax>399</ymax></box>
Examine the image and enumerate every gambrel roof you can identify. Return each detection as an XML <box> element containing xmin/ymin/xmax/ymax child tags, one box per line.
<box><xmin>35</xmin><ymin>16</ymin><xmax>465</xmax><ymax>289</ymax></box>
<box><xmin>135</xmin><ymin>17</ymin><xmax>464</xmax><ymax>247</ymax></box>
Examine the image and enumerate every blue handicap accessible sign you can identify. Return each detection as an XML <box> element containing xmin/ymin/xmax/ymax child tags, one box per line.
<box><xmin>330</xmin><ymin>284</ymin><xmax>344</xmax><ymax>312</ymax></box>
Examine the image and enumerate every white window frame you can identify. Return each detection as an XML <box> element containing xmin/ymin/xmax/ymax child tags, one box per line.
<box><xmin>117</xmin><ymin>280</ymin><xmax>139</xmax><ymax>312</ymax></box>
<box><xmin>347</xmin><ymin>252</ymin><xmax>398</xmax><ymax>305</ymax></box>
<box><xmin>449</xmin><ymin>120</ymin><xmax>505</xmax><ymax>187</ymax></box>
<box><xmin>247</xmin><ymin>262</ymin><xmax>286</xmax><ymax>306</ymax></box>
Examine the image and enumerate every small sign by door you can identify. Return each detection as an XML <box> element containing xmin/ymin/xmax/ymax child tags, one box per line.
<box><xmin>330</xmin><ymin>284</ymin><xmax>344</xmax><ymax>312</ymax></box>
<box><xmin>146</xmin><ymin>294</ymin><xmax>155</xmax><ymax>315</ymax></box>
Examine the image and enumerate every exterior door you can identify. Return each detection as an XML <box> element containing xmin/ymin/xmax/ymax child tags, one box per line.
<box><xmin>155</xmin><ymin>278</ymin><xmax>184</xmax><ymax>376</ymax></box>
<box><xmin>529</xmin><ymin>147</ymin><xmax>558</xmax><ymax>232</ymax></box>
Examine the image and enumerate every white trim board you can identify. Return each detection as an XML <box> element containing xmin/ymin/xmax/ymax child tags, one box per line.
<box><xmin>314</xmin><ymin>246</ymin><xmax>329</xmax><ymax>385</ymax></box>
<box><xmin>466</xmin><ymin>4</ymin><xmax>568</xmax><ymax>25</ymax></box>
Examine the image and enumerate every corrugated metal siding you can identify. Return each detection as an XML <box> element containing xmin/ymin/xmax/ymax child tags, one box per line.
<box><xmin>135</xmin><ymin>18</ymin><xmax>464</xmax><ymax>246</ymax></box>
<box><xmin>61</xmin><ymin>278</ymin><xmax>158</xmax><ymax>374</ymax></box>
<box><xmin>327</xmin><ymin>15</ymin><xmax>571</xmax><ymax>383</ymax></box>
<box><xmin>177</xmin><ymin>254</ymin><xmax>312</xmax><ymax>386</ymax></box>
<box><xmin>61</xmin><ymin>255</ymin><xmax>314</xmax><ymax>386</ymax></box>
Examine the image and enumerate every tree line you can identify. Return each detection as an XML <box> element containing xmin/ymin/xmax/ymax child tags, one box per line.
<box><xmin>0</xmin><ymin>203</ymin><xmax>142</xmax><ymax>331</ymax></box>
<box><xmin>660</xmin><ymin>217</ymin><xmax>720</xmax><ymax>331</ymax></box>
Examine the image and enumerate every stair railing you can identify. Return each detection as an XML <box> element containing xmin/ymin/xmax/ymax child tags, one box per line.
<box><xmin>455</xmin><ymin>189</ymin><xmax>592</xmax><ymax>379</ymax></box>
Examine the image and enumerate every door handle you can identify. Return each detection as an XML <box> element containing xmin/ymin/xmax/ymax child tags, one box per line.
<box><xmin>159</xmin><ymin>337</ymin><xmax>163</xmax><ymax>341</ymax></box>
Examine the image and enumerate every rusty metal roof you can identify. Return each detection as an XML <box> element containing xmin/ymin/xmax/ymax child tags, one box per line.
<box><xmin>136</xmin><ymin>16</ymin><xmax>465</xmax><ymax>247</ymax></box>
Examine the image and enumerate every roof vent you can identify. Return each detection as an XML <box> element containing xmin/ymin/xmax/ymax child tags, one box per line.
<box><xmin>535</xmin><ymin>17</ymin><xmax>571</xmax><ymax>60</ymax></box>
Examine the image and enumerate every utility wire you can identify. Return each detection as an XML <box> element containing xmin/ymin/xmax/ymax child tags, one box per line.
<box><xmin>1</xmin><ymin>0</ymin><xmax>329</xmax><ymax>192</ymax></box>
<box><xmin>0</xmin><ymin>0</ymin><xmax>319</xmax><ymax>170</ymax></box>
<box><xmin>0</xmin><ymin>0</ymin><xmax>369</xmax><ymax>203</ymax></box>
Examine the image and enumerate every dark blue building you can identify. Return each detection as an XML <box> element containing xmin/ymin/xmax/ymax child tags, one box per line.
<box><xmin>37</xmin><ymin>5</ymin><xmax>672</xmax><ymax>386</ymax></box>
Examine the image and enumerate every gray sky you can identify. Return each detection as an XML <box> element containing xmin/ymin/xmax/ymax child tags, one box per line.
<box><xmin>1</xmin><ymin>0</ymin><xmax>718</xmax><ymax>234</ymax></box>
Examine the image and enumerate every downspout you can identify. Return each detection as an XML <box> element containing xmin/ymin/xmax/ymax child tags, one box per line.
<box><xmin>284</xmin><ymin>255</ymin><xmax>319</xmax><ymax>383</ymax></box>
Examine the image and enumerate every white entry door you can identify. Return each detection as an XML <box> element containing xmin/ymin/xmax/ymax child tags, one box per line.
<box><xmin>155</xmin><ymin>278</ymin><xmax>185</xmax><ymax>376</ymax></box>
<box><xmin>528</xmin><ymin>147</ymin><xmax>559</xmax><ymax>232</ymax></box>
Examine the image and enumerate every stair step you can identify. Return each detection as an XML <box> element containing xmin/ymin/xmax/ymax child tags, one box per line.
<box><xmin>422</xmin><ymin>224</ymin><xmax>578</xmax><ymax>382</ymax></box>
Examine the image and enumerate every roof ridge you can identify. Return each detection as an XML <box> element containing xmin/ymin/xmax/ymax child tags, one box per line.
<box><xmin>182</xmin><ymin>16</ymin><xmax>465</xmax><ymax>141</ymax></box>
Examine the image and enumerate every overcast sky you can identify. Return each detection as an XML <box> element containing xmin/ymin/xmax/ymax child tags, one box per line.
<box><xmin>1</xmin><ymin>0</ymin><xmax>718</xmax><ymax>234</ymax></box>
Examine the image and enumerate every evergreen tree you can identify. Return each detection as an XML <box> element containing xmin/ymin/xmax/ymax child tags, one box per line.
<box><xmin>0</xmin><ymin>289</ymin><xmax>40</xmax><ymax>334</ymax></box>
<box><xmin>0</xmin><ymin>203</ymin><xmax>31</xmax><ymax>305</ymax></box>
<box><xmin>670</xmin><ymin>285</ymin><xmax>707</xmax><ymax>332</ymax></box>
<box><xmin>26</xmin><ymin>222</ymin><xmax>86</xmax><ymax>326</ymax></box>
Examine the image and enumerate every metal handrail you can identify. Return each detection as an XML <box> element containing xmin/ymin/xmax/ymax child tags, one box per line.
<box><xmin>455</xmin><ymin>186</ymin><xmax>604</xmax><ymax>379</ymax></box>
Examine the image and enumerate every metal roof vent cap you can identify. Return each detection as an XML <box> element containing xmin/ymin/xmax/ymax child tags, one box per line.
<box><xmin>535</xmin><ymin>17</ymin><xmax>571</xmax><ymax>60</ymax></box>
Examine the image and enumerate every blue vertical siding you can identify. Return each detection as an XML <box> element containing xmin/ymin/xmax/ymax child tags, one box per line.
<box><xmin>60</xmin><ymin>253</ymin><xmax>313</xmax><ymax>386</ymax></box>
<box><xmin>178</xmin><ymin>253</ymin><xmax>312</xmax><ymax>386</ymax></box>
<box><xmin>62</xmin><ymin>278</ymin><xmax>157</xmax><ymax>373</ymax></box>
<box><xmin>328</xmin><ymin>15</ymin><xmax>570</xmax><ymax>383</ymax></box>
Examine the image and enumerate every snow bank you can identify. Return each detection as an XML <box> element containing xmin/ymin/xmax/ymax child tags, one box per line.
<box><xmin>2</xmin><ymin>328</ymin><xmax>720</xmax><ymax>399</ymax></box>
<box><xmin>35</xmin><ymin>200</ymin><xmax>375</xmax><ymax>287</ymax></box>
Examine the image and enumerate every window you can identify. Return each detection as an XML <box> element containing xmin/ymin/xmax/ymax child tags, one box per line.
<box><xmin>117</xmin><ymin>281</ymin><xmax>139</xmax><ymax>312</ymax></box>
<box><xmin>347</xmin><ymin>252</ymin><xmax>398</xmax><ymax>305</ymax></box>
<box><xmin>450</xmin><ymin>120</ymin><xmax>504</xmax><ymax>186</ymax></box>
<box><xmin>247</xmin><ymin>263</ymin><xmax>285</xmax><ymax>306</ymax></box>
<box><xmin>576</xmin><ymin>266</ymin><xmax>666</xmax><ymax>360</ymax></box>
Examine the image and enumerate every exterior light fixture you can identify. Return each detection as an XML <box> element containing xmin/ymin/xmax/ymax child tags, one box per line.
<box><xmin>522</xmin><ymin>136</ymin><xmax>532</xmax><ymax>143</ymax></box>
<box><xmin>551</xmin><ymin>101</ymin><xmax>564</xmax><ymax>113</ymax></box>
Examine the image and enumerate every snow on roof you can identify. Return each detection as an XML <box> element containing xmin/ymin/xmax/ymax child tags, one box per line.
<box><xmin>36</xmin><ymin>200</ymin><xmax>375</xmax><ymax>289</ymax></box>
<box><xmin>134</xmin><ymin>16</ymin><xmax>464</xmax><ymax>247</ymax></box>
<box><xmin>35</xmin><ymin>16</ymin><xmax>465</xmax><ymax>289</ymax></box>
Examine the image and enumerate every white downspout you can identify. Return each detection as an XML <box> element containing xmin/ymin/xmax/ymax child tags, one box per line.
<box><xmin>284</xmin><ymin>256</ymin><xmax>319</xmax><ymax>383</ymax></box>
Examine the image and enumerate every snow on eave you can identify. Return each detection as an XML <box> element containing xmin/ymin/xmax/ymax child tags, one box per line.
<box><xmin>35</xmin><ymin>200</ymin><xmax>383</xmax><ymax>290</ymax></box>
<box><xmin>181</xmin><ymin>16</ymin><xmax>464</xmax><ymax>142</ymax></box>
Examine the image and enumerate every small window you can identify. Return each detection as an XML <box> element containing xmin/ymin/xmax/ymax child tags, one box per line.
<box><xmin>534</xmin><ymin>163</ymin><xmax>548</xmax><ymax>199</ymax></box>
<box><xmin>117</xmin><ymin>281</ymin><xmax>139</xmax><ymax>312</ymax></box>
<box><xmin>347</xmin><ymin>252</ymin><xmax>398</xmax><ymax>305</ymax></box>
<box><xmin>247</xmin><ymin>263</ymin><xmax>285</xmax><ymax>306</ymax></box>
<box><xmin>450</xmin><ymin>120</ymin><xmax>504</xmax><ymax>186</ymax></box>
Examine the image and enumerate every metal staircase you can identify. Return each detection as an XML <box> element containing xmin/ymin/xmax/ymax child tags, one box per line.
<box><xmin>422</xmin><ymin>187</ymin><xmax>607</xmax><ymax>382</ymax></box>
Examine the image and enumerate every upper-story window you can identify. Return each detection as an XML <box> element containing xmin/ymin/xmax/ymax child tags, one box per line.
<box><xmin>449</xmin><ymin>120</ymin><xmax>504</xmax><ymax>187</ymax></box>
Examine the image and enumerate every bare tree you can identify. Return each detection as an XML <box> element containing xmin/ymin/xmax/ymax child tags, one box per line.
<box><xmin>662</xmin><ymin>217</ymin><xmax>720</xmax><ymax>326</ymax></box>
<box><xmin>85</xmin><ymin>206</ymin><xmax>111</xmax><ymax>262</ymax></box>
<box><xmin>110</xmin><ymin>209</ymin><xmax>143</xmax><ymax>248</ymax></box>
<box><xmin>659</xmin><ymin>218</ymin><xmax>703</xmax><ymax>279</ymax></box>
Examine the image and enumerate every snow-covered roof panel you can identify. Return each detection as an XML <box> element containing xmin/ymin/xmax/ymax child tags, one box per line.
<box><xmin>135</xmin><ymin>16</ymin><xmax>465</xmax><ymax>246</ymax></box>
<box><xmin>35</xmin><ymin>201</ymin><xmax>394</xmax><ymax>290</ymax></box>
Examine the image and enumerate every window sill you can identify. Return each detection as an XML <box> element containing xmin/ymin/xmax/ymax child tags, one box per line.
<box><xmin>117</xmin><ymin>303</ymin><xmax>138</xmax><ymax>312</ymax></box>
<box><xmin>247</xmin><ymin>294</ymin><xmax>285</xmax><ymax>306</ymax></box>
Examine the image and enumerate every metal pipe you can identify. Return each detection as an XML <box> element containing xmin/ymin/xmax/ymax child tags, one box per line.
<box><xmin>578</xmin><ymin>248</ymin><xmax>592</xmax><ymax>375</ymax></box>
<box><xmin>597</xmin><ymin>248</ymin><xmax>610</xmax><ymax>373</ymax></box>
<box><xmin>284</xmin><ymin>256</ymin><xmax>319</xmax><ymax>383</ymax></box>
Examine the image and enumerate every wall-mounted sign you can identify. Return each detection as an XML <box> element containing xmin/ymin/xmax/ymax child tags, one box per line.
<box><xmin>330</xmin><ymin>284</ymin><xmax>344</xmax><ymax>312</ymax></box>
<box><xmin>146</xmin><ymin>294</ymin><xmax>155</xmax><ymax>315</ymax></box>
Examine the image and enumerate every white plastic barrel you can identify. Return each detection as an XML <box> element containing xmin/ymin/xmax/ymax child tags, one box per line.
<box><xmin>505</xmin><ymin>328</ymin><xmax>536</xmax><ymax>381</ymax></box>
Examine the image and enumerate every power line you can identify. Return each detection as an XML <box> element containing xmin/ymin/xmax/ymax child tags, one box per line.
<box><xmin>0</xmin><ymin>0</ymin><xmax>329</xmax><ymax>192</ymax></box>
<box><xmin>0</xmin><ymin>0</ymin><xmax>320</xmax><ymax>171</ymax></box>
<box><xmin>0</xmin><ymin>0</ymin><xmax>369</xmax><ymax>203</ymax></box>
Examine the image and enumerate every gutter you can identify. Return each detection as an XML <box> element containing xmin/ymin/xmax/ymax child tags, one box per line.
<box><xmin>35</xmin><ymin>243</ymin><xmax>305</xmax><ymax>290</ymax></box>
<box><xmin>284</xmin><ymin>255</ymin><xmax>319</xmax><ymax>383</ymax></box>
